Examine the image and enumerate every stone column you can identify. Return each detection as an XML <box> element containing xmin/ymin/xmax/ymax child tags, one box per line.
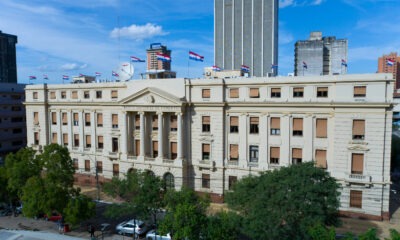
<box><xmin>140</xmin><ymin>112</ymin><xmax>145</xmax><ymax>157</ymax></box>
<box><xmin>58</xmin><ymin>110</ymin><xmax>62</xmax><ymax>144</ymax></box>
<box><xmin>79</xmin><ymin>110</ymin><xmax>84</xmax><ymax>151</ymax></box>
<box><xmin>92</xmin><ymin>110</ymin><xmax>96</xmax><ymax>152</ymax></box>
<box><xmin>157</xmin><ymin>111</ymin><xmax>163</xmax><ymax>159</ymax></box>
<box><xmin>177</xmin><ymin>112</ymin><xmax>183</xmax><ymax>160</ymax></box>
<box><xmin>121</xmin><ymin>111</ymin><xmax>128</xmax><ymax>156</ymax></box>
<box><xmin>68</xmin><ymin>110</ymin><xmax>73</xmax><ymax>150</ymax></box>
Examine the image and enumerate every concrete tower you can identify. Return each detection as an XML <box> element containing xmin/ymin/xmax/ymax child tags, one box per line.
<box><xmin>0</xmin><ymin>31</ymin><xmax>18</xmax><ymax>83</ymax></box>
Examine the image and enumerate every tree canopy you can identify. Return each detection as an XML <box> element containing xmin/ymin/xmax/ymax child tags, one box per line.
<box><xmin>225</xmin><ymin>162</ymin><xmax>341</xmax><ymax>240</ymax></box>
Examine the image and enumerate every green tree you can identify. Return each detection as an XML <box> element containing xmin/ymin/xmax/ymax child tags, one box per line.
<box><xmin>386</xmin><ymin>229</ymin><xmax>400</xmax><ymax>240</ymax></box>
<box><xmin>64</xmin><ymin>191</ymin><xmax>96</xmax><ymax>227</ymax></box>
<box><xmin>21</xmin><ymin>176</ymin><xmax>47</xmax><ymax>217</ymax></box>
<box><xmin>226</xmin><ymin>162</ymin><xmax>341</xmax><ymax>240</ymax></box>
<box><xmin>0</xmin><ymin>167</ymin><xmax>9</xmax><ymax>202</ymax></box>
<box><xmin>307</xmin><ymin>223</ymin><xmax>336</xmax><ymax>240</ymax></box>
<box><xmin>159</xmin><ymin>188</ymin><xmax>209</xmax><ymax>240</ymax></box>
<box><xmin>203</xmin><ymin>211</ymin><xmax>242</xmax><ymax>240</ymax></box>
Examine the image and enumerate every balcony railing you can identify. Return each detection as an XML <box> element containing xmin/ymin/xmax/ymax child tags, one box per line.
<box><xmin>345</xmin><ymin>173</ymin><xmax>371</xmax><ymax>184</ymax></box>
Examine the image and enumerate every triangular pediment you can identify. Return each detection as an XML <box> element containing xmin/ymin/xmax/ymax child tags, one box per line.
<box><xmin>120</xmin><ymin>87</ymin><xmax>184</xmax><ymax>106</ymax></box>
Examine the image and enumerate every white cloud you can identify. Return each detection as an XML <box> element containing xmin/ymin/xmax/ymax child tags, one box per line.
<box><xmin>279</xmin><ymin>0</ymin><xmax>325</xmax><ymax>8</ymax></box>
<box><xmin>110</xmin><ymin>23</ymin><xmax>168</xmax><ymax>41</ymax></box>
<box><xmin>61</xmin><ymin>63</ymin><xmax>88</xmax><ymax>71</ymax></box>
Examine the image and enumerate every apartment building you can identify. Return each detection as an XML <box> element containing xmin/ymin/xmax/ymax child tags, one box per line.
<box><xmin>25</xmin><ymin>73</ymin><xmax>394</xmax><ymax>220</ymax></box>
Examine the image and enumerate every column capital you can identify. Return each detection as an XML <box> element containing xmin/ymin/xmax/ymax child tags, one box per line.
<box><xmin>175</xmin><ymin>112</ymin><xmax>183</xmax><ymax>116</ymax></box>
<box><xmin>138</xmin><ymin>111</ymin><xmax>145</xmax><ymax>115</ymax></box>
<box><xmin>157</xmin><ymin>111</ymin><xmax>164</xmax><ymax>115</ymax></box>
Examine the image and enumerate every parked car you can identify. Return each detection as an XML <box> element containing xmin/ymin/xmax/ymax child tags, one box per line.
<box><xmin>146</xmin><ymin>229</ymin><xmax>172</xmax><ymax>240</ymax></box>
<box><xmin>116</xmin><ymin>219</ymin><xmax>148</xmax><ymax>236</ymax></box>
<box><xmin>44</xmin><ymin>212</ymin><xmax>62</xmax><ymax>222</ymax></box>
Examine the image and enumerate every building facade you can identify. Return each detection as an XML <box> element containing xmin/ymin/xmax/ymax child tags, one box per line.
<box><xmin>0</xmin><ymin>31</ymin><xmax>18</xmax><ymax>84</ymax></box>
<box><xmin>295</xmin><ymin>32</ymin><xmax>348</xmax><ymax>77</ymax></box>
<box><xmin>214</xmin><ymin>0</ymin><xmax>279</xmax><ymax>77</ymax></box>
<box><xmin>378</xmin><ymin>52</ymin><xmax>400</xmax><ymax>90</ymax></box>
<box><xmin>0</xmin><ymin>83</ymin><xmax>26</xmax><ymax>164</ymax></box>
<box><xmin>25</xmin><ymin>73</ymin><xmax>394</xmax><ymax>220</ymax></box>
<box><xmin>145</xmin><ymin>43</ymin><xmax>176</xmax><ymax>79</ymax></box>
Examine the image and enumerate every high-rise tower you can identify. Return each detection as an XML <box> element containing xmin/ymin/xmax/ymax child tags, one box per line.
<box><xmin>0</xmin><ymin>31</ymin><xmax>18</xmax><ymax>83</ymax></box>
<box><xmin>377</xmin><ymin>52</ymin><xmax>400</xmax><ymax>89</ymax></box>
<box><xmin>145</xmin><ymin>43</ymin><xmax>176</xmax><ymax>79</ymax></box>
<box><xmin>214</xmin><ymin>0</ymin><xmax>278</xmax><ymax>77</ymax></box>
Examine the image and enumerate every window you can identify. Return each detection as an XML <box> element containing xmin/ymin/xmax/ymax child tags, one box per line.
<box><xmin>351</xmin><ymin>153</ymin><xmax>364</xmax><ymax>174</ymax></box>
<box><xmin>202</xmin><ymin>174</ymin><xmax>210</xmax><ymax>189</ymax></box>
<box><xmin>73</xmin><ymin>113</ymin><xmax>79</xmax><ymax>126</ymax></box>
<box><xmin>50</xmin><ymin>92</ymin><xmax>56</xmax><ymax>99</ymax></box>
<box><xmin>317</xmin><ymin>87</ymin><xmax>328</xmax><ymax>98</ymax></box>
<box><xmin>228</xmin><ymin>176</ymin><xmax>237</xmax><ymax>190</ymax></box>
<box><xmin>135</xmin><ymin>115</ymin><xmax>140</xmax><ymax>130</ymax></box>
<box><xmin>96</xmin><ymin>91</ymin><xmax>102</xmax><ymax>99</ymax></box>
<box><xmin>33</xmin><ymin>92</ymin><xmax>38</xmax><ymax>99</ymax></box>
<box><xmin>352</xmin><ymin>120</ymin><xmax>365</xmax><ymax>140</ymax></box>
<box><xmin>249</xmin><ymin>117</ymin><xmax>259</xmax><ymax>134</ymax></box>
<box><xmin>97</xmin><ymin>136</ymin><xmax>103</xmax><ymax>149</ymax></box>
<box><xmin>292</xmin><ymin>148</ymin><xmax>302</xmax><ymax>164</ymax></box>
<box><xmin>230</xmin><ymin>88</ymin><xmax>239</xmax><ymax>98</ymax></box>
<box><xmin>52</xmin><ymin>132</ymin><xmax>58</xmax><ymax>144</ymax></box>
<box><xmin>229</xmin><ymin>144</ymin><xmax>239</xmax><ymax>161</ymax></box>
<box><xmin>112</xmin><ymin>137</ymin><xmax>119</xmax><ymax>152</ymax></box>
<box><xmin>12</xmin><ymin>128</ymin><xmax>22</xmax><ymax>134</ymax></box>
<box><xmin>112</xmin><ymin>114</ymin><xmax>118</xmax><ymax>128</ymax></box>
<box><xmin>170</xmin><ymin>115</ymin><xmax>177</xmax><ymax>132</ymax></box>
<box><xmin>34</xmin><ymin>132</ymin><xmax>39</xmax><ymax>145</ymax></box>
<box><xmin>153</xmin><ymin>141</ymin><xmax>158</xmax><ymax>158</ymax></box>
<box><xmin>51</xmin><ymin>112</ymin><xmax>57</xmax><ymax>125</ymax></box>
<box><xmin>85</xmin><ymin>135</ymin><xmax>91</xmax><ymax>148</ymax></box>
<box><xmin>85</xmin><ymin>113</ymin><xmax>91</xmax><ymax>126</ymax></box>
<box><xmin>202</xmin><ymin>144</ymin><xmax>210</xmax><ymax>160</ymax></box>
<box><xmin>202</xmin><ymin>116</ymin><xmax>210</xmax><ymax>132</ymax></box>
<box><xmin>316</xmin><ymin>119</ymin><xmax>327</xmax><ymax>138</ymax></box>
<box><xmin>350</xmin><ymin>190</ymin><xmax>362</xmax><ymax>208</ymax></box>
<box><xmin>270</xmin><ymin>147</ymin><xmax>280</xmax><ymax>164</ymax></box>
<box><xmin>202</xmin><ymin>89</ymin><xmax>210</xmax><ymax>98</ymax></box>
<box><xmin>113</xmin><ymin>164</ymin><xmax>119</xmax><ymax>177</ymax></box>
<box><xmin>111</xmin><ymin>90</ymin><xmax>118</xmax><ymax>99</ymax></box>
<box><xmin>354</xmin><ymin>86</ymin><xmax>366</xmax><ymax>98</ymax></box>
<box><xmin>135</xmin><ymin>140</ymin><xmax>140</xmax><ymax>156</ymax></box>
<box><xmin>164</xmin><ymin>173</ymin><xmax>175</xmax><ymax>190</ymax></box>
<box><xmin>96</xmin><ymin>161</ymin><xmax>103</xmax><ymax>173</ymax></box>
<box><xmin>73</xmin><ymin>159</ymin><xmax>78</xmax><ymax>170</ymax></box>
<box><xmin>152</xmin><ymin>115</ymin><xmax>158</xmax><ymax>130</ymax></box>
<box><xmin>11</xmin><ymin>117</ymin><xmax>23</xmax><ymax>122</ymax></box>
<box><xmin>62</xmin><ymin>113</ymin><xmax>67</xmax><ymax>125</ymax></box>
<box><xmin>249</xmin><ymin>145</ymin><xmax>259</xmax><ymax>163</ymax></box>
<box><xmin>63</xmin><ymin>133</ymin><xmax>68</xmax><ymax>146</ymax></box>
<box><xmin>85</xmin><ymin>160</ymin><xmax>90</xmax><ymax>172</ymax></box>
<box><xmin>33</xmin><ymin>112</ymin><xmax>39</xmax><ymax>125</ymax></box>
<box><xmin>249</xmin><ymin>88</ymin><xmax>259</xmax><ymax>98</ymax></box>
<box><xmin>71</xmin><ymin>91</ymin><xmax>78</xmax><ymax>99</ymax></box>
<box><xmin>97</xmin><ymin>113</ymin><xmax>103</xmax><ymax>127</ymax></box>
<box><xmin>271</xmin><ymin>88</ymin><xmax>281</xmax><ymax>98</ymax></box>
<box><xmin>61</xmin><ymin>91</ymin><xmax>67</xmax><ymax>99</ymax></box>
<box><xmin>315</xmin><ymin>150</ymin><xmax>327</xmax><ymax>169</ymax></box>
<box><xmin>293</xmin><ymin>87</ymin><xmax>304</xmax><ymax>97</ymax></box>
<box><xmin>171</xmin><ymin>142</ymin><xmax>177</xmax><ymax>159</ymax></box>
<box><xmin>270</xmin><ymin>117</ymin><xmax>280</xmax><ymax>135</ymax></box>
<box><xmin>74</xmin><ymin>134</ymin><xmax>79</xmax><ymax>147</ymax></box>
<box><xmin>84</xmin><ymin>91</ymin><xmax>90</xmax><ymax>99</ymax></box>
<box><xmin>292</xmin><ymin>118</ymin><xmax>303</xmax><ymax>136</ymax></box>
<box><xmin>230</xmin><ymin>116</ymin><xmax>239</xmax><ymax>133</ymax></box>
<box><xmin>11</xmin><ymin>94</ymin><xmax>21</xmax><ymax>100</ymax></box>
<box><xmin>11</xmin><ymin>106</ymin><xmax>21</xmax><ymax>111</ymax></box>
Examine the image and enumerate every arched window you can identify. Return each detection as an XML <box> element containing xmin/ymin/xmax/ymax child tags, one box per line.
<box><xmin>164</xmin><ymin>172</ymin><xmax>175</xmax><ymax>190</ymax></box>
<box><xmin>146</xmin><ymin>170</ymin><xmax>155</xmax><ymax>177</ymax></box>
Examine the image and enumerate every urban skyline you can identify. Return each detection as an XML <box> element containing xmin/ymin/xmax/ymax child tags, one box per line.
<box><xmin>0</xmin><ymin>0</ymin><xmax>398</xmax><ymax>84</ymax></box>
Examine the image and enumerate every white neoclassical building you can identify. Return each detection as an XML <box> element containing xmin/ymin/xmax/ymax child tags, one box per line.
<box><xmin>25</xmin><ymin>73</ymin><xmax>394</xmax><ymax>220</ymax></box>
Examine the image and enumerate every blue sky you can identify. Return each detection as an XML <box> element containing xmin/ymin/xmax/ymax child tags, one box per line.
<box><xmin>0</xmin><ymin>0</ymin><xmax>399</xmax><ymax>84</ymax></box>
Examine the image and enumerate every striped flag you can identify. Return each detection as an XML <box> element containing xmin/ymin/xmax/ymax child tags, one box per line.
<box><xmin>156</xmin><ymin>53</ymin><xmax>171</xmax><ymax>62</ymax></box>
<box><xmin>112</xmin><ymin>71</ymin><xmax>119</xmax><ymax>77</ymax></box>
<box><xmin>130</xmin><ymin>56</ymin><xmax>145</xmax><ymax>62</ymax></box>
<box><xmin>387</xmin><ymin>59</ymin><xmax>395</xmax><ymax>66</ymax></box>
<box><xmin>95</xmin><ymin>72</ymin><xmax>101</xmax><ymax>76</ymax></box>
<box><xmin>341</xmin><ymin>59</ymin><xmax>348</xmax><ymax>67</ymax></box>
<box><xmin>62</xmin><ymin>75</ymin><xmax>69</xmax><ymax>80</ymax></box>
<box><xmin>29</xmin><ymin>76</ymin><xmax>37</xmax><ymax>80</ymax></box>
<box><xmin>241</xmin><ymin>65</ymin><xmax>250</xmax><ymax>72</ymax></box>
<box><xmin>303</xmin><ymin>61</ymin><xmax>308</xmax><ymax>69</ymax></box>
<box><xmin>189</xmin><ymin>51</ymin><xmax>204</xmax><ymax>62</ymax></box>
<box><xmin>212</xmin><ymin>65</ymin><xmax>221</xmax><ymax>71</ymax></box>
<box><xmin>43</xmin><ymin>74</ymin><xmax>49</xmax><ymax>80</ymax></box>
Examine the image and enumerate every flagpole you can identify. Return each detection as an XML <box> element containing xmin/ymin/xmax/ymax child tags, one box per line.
<box><xmin>187</xmin><ymin>54</ymin><xmax>190</xmax><ymax>78</ymax></box>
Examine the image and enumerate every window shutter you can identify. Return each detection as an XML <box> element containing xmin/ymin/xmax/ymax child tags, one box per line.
<box><xmin>152</xmin><ymin>115</ymin><xmax>158</xmax><ymax>128</ymax></box>
<box><xmin>52</xmin><ymin>133</ymin><xmax>57</xmax><ymax>143</ymax></box>
<box><xmin>86</xmin><ymin>135</ymin><xmax>91</xmax><ymax>145</ymax></box>
<box><xmin>315</xmin><ymin>150</ymin><xmax>327</xmax><ymax>168</ymax></box>
<box><xmin>170</xmin><ymin>116</ymin><xmax>177</xmax><ymax>128</ymax></box>
<box><xmin>202</xmin><ymin>144</ymin><xmax>210</xmax><ymax>153</ymax></box>
<box><xmin>111</xmin><ymin>90</ymin><xmax>118</xmax><ymax>98</ymax></box>
<box><xmin>230</xmin><ymin>144</ymin><xmax>238</xmax><ymax>159</ymax></box>
<box><xmin>316</xmin><ymin>119</ymin><xmax>327</xmax><ymax>138</ymax></box>
<box><xmin>270</xmin><ymin>147</ymin><xmax>280</xmax><ymax>158</ymax></box>
<box><xmin>350</xmin><ymin>190</ymin><xmax>362</xmax><ymax>208</ymax></box>
<box><xmin>112</xmin><ymin>114</ymin><xmax>118</xmax><ymax>125</ymax></box>
<box><xmin>202</xmin><ymin>116</ymin><xmax>210</xmax><ymax>124</ymax></box>
<box><xmin>171</xmin><ymin>142</ymin><xmax>177</xmax><ymax>154</ymax></box>
<box><xmin>153</xmin><ymin>141</ymin><xmax>158</xmax><ymax>151</ymax></box>
<box><xmin>33</xmin><ymin>112</ymin><xmax>39</xmax><ymax>124</ymax></box>
<box><xmin>63</xmin><ymin>133</ymin><xmax>68</xmax><ymax>144</ymax></box>
<box><xmin>230</xmin><ymin>116</ymin><xmax>238</xmax><ymax>126</ymax></box>
<box><xmin>73</xmin><ymin>113</ymin><xmax>79</xmax><ymax>122</ymax></box>
<box><xmin>85</xmin><ymin>113</ymin><xmax>90</xmax><ymax>122</ymax></box>
<box><xmin>271</xmin><ymin>88</ymin><xmax>280</xmax><ymax>93</ymax></box>
<box><xmin>135</xmin><ymin>140</ymin><xmax>140</xmax><ymax>156</ymax></box>
<box><xmin>271</xmin><ymin>117</ymin><xmax>280</xmax><ymax>129</ymax></box>
<box><xmin>352</xmin><ymin>153</ymin><xmax>364</xmax><ymax>174</ymax></box>
<box><xmin>135</xmin><ymin>115</ymin><xmax>140</xmax><ymax>127</ymax></box>
<box><xmin>202</xmin><ymin>89</ymin><xmax>210</xmax><ymax>98</ymax></box>
<box><xmin>230</xmin><ymin>88</ymin><xmax>239</xmax><ymax>98</ymax></box>
<box><xmin>98</xmin><ymin>135</ymin><xmax>103</xmax><ymax>144</ymax></box>
<box><xmin>62</xmin><ymin>113</ymin><xmax>67</xmax><ymax>123</ymax></box>
<box><xmin>293</xmin><ymin>118</ymin><xmax>303</xmax><ymax>131</ymax></box>
<box><xmin>50</xmin><ymin>92</ymin><xmax>56</xmax><ymax>99</ymax></box>
<box><xmin>52</xmin><ymin>112</ymin><xmax>57</xmax><ymax>123</ymax></box>
<box><xmin>97</xmin><ymin>113</ymin><xmax>103</xmax><ymax>125</ymax></box>
<box><xmin>72</xmin><ymin>91</ymin><xmax>78</xmax><ymax>99</ymax></box>
<box><xmin>294</xmin><ymin>87</ymin><xmax>303</xmax><ymax>93</ymax></box>
<box><xmin>85</xmin><ymin>160</ymin><xmax>90</xmax><ymax>170</ymax></box>
<box><xmin>353</xmin><ymin>120</ymin><xmax>365</xmax><ymax>136</ymax></box>
<box><xmin>354</xmin><ymin>86</ymin><xmax>366</xmax><ymax>95</ymax></box>
<box><xmin>292</xmin><ymin>148</ymin><xmax>302</xmax><ymax>159</ymax></box>
<box><xmin>113</xmin><ymin>164</ymin><xmax>119</xmax><ymax>173</ymax></box>
<box><xmin>250</xmin><ymin>117</ymin><xmax>259</xmax><ymax>124</ymax></box>
<box><xmin>249</xmin><ymin>88</ymin><xmax>259</xmax><ymax>97</ymax></box>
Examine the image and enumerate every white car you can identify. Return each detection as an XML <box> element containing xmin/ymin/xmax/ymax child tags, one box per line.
<box><xmin>145</xmin><ymin>229</ymin><xmax>172</xmax><ymax>240</ymax></box>
<box><xmin>115</xmin><ymin>219</ymin><xmax>148</xmax><ymax>236</ymax></box>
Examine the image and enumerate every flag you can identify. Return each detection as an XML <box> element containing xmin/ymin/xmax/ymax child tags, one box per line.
<box><xmin>189</xmin><ymin>51</ymin><xmax>204</xmax><ymax>62</ymax></box>
<box><xmin>95</xmin><ymin>72</ymin><xmax>101</xmax><ymax>76</ymax></box>
<box><xmin>62</xmin><ymin>75</ymin><xmax>69</xmax><ymax>80</ymax></box>
<box><xmin>341</xmin><ymin>59</ymin><xmax>348</xmax><ymax>67</ymax></box>
<box><xmin>43</xmin><ymin>74</ymin><xmax>48</xmax><ymax>80</ymax></box>
<box><xmin>112</xmin><ymin>71</ymin><xmax>119</xmax><ymax>77</ymax></box>
<box><xmin>387</xmin><ymin>59</ymin><xmax>395</xmax><ymax>66</ymax></box>
<box><xmin>271</xmin><ymin>64</ymin><xmax>278</xmax><ymax>70</ymax></box>
<box><xmin>130</xmin><ymin>56</ymin><xmax>145</xmax><ymax>62</ymax></box>
<box><xmin>156</xmin><ymin>53</ymin><xmax>171</xmax><ymax>62</ymax></box>
<box><xmin>29</xmin><ymin>76</ymin><xmax>36</xmax><ymax>80</ymax></box>
<box><xmin>241</xmin><ymin>65</ymin><xmax>250</xmax><ymax>72</ymax></box>
<box><xmin>303</xmin><ymin>61</ymin><xmax>308</xmax><ymax>69</ymax></box>
<box><xmin>79</xmin><ymin>73</ymin><xmax>85</xmax><ymax>77</ymax></box>
<box><xmin>212</xmin><ymin>65</ymin><xmax>221</xmax><ymax>71</ymax></box>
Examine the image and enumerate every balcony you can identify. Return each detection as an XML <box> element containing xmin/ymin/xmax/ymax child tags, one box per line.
<box><xmin>345</xmin><ymin>173</ymin><xmax>371</xmax><ymax>185</ymax></box>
